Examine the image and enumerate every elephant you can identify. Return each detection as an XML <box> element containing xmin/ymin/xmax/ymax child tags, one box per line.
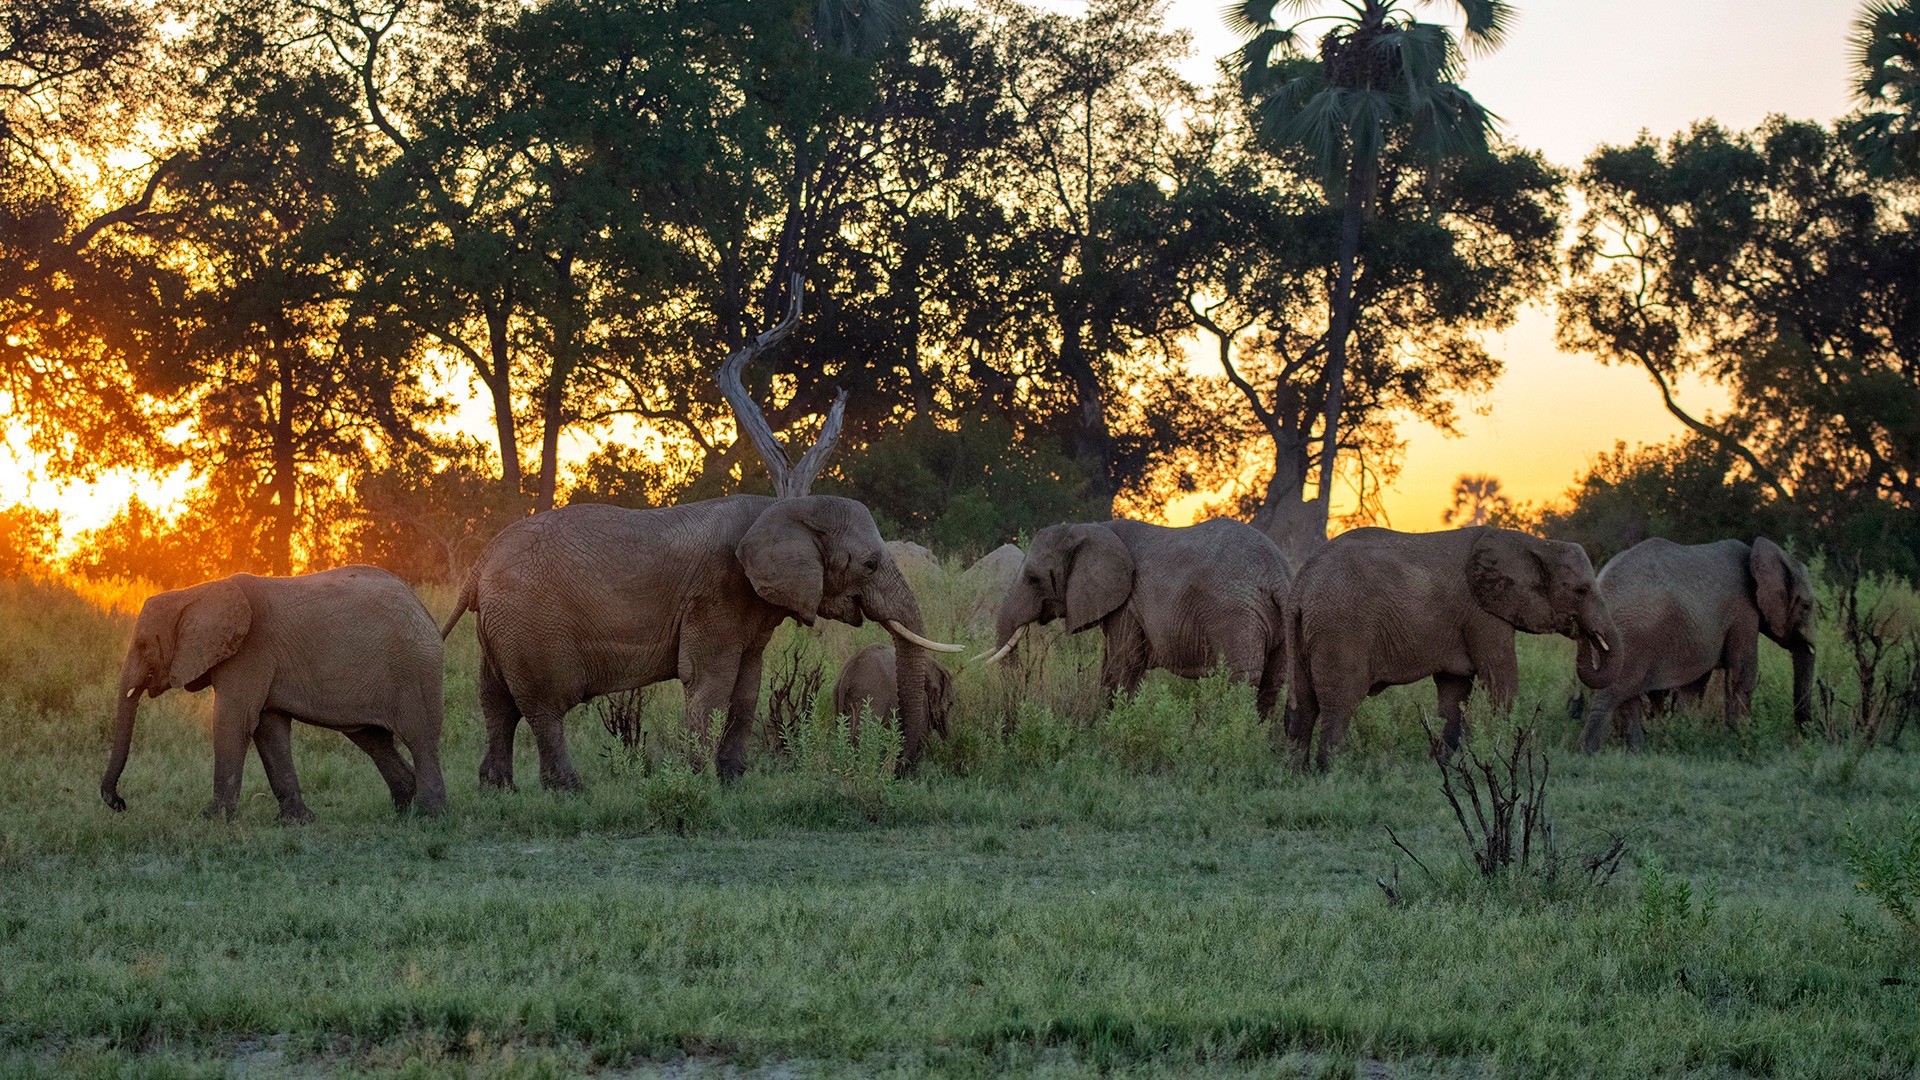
<box><xmin>439</xmin><ymin>495</ymin><xmax>961</xmax><ymax>788</ymax></box>
<box><xmin>979</xmin><ymin>518</ymin><xmax>1294</xmax><ymax>719</ymax></box>
<box><xmin>1576</xmin><ymin>537</ymin><xmax>1816</xmax><ymax>751</ymax></box>
<box><xmin>100</xmin><ymin>566</ymin><xmax>446</xmax><ymax>823</ymax></box>
<box><xmin>1287</xmin><ymin>526</ymin><xmax>1621</xmax><ymax>768</ymax></box>
<box><xmin>832</xmin><ymin>644</ymin><xmax>955</xmax><ymax>743</ymax></box>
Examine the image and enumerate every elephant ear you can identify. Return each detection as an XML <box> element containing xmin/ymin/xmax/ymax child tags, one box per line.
<box><xmin>1750</xmin><ymin>537</ymin><xmax>1798</xmax><ymax>639</ymax></box>
<box><xmin>1466</xmin><ymin>529</ymin><xmax>1557</xmax><ymax>634</ymax></box>
<box><xmin>1064</xmin><ymin>526</ymin><xmax>1135</xmax><ymax>633</ymax></box>
<box><xmin>169</xmin><ymin>579</ymin><xmax>251</xmax><ymax>690</ymax></box>
<box><xmin>737</xmin><ymin>500</ymin><xmax>824</xmax><ymax>625</ymax></box>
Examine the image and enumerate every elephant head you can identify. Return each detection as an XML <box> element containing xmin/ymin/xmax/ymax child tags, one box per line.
<box><xmin>101</xmin><ymin>578</ymin><xmax>252</xmax><ymax>811</ymax></box>
<box><xmin>1465</xmin><ymin>528</ymin><xmax>1622</xmax><ymax>685</ymax></box>
<box><xmin>982</xmin><ymin>523</ymin><xmax>1134</xmax><ymax>663</ymax></box>
<box><xmin>736</xmin><ymin>496</ymin><xmax>959</xmax><ymax>771</ymax></box>
<box><xmin>1751</xmin><ymin>536</ymin><xmax>1817</xmax><ymax>729</ymax></box>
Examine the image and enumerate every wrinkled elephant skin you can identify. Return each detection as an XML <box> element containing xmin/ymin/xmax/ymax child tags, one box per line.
<box><xmin>101</xmin><ymin>567</ymin><xmax>446</xmax><ymax>823</ymax></box>
<box><xmin>443</xmin><ymin>495</ymin><xmax>951</xmax><ymax>787</ymax></box>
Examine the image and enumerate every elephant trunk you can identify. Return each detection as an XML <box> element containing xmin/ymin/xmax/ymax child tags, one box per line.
<box><xmin>986</xmin><ymin>581</ymin><xmax>1043</xmax><ymax>665</ymax></box>
<box><xmin>1574</xmin><ymin>601</ymin><xmax>1624</xmax><ymax>690</ymax></box>
<box><xmin>101</xmin><ymin>660</ymin><xmax>144</xmax><ymax>812</ymax></box>
<box><xmin>1790</xmin><ymin>639</ymin><xmax>1816</xmax><ymax>731</ymax></box>
<box><xmin>862</xmin><ymin>560</ymin><xmax>934</xmax><ymax>774</ymax></box>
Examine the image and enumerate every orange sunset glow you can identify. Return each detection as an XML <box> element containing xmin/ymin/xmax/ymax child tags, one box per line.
<box><xmin>0</xmin><ymin>0</ymin><xmax>1879</xmax><ymax>557</ymax></box>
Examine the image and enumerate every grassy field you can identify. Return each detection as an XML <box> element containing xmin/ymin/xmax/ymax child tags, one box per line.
<box><xmin>0</xmin><ymin>565</ymin><xmax>1917</xmax><ymax>1079</ymax></box>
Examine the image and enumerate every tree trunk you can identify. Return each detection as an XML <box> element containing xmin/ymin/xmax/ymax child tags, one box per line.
<box><xmin>1057</xmin><ymin>315</ymin><xmax>1114</xmax><ymax>517</ymax></box>
<box><xmin>1251</xmin><ymin>429</ymin><xmax>1323</xmax><ymax>566</ymax></box>
<box><xmin>535</xmin><ymin>253</ymin><xmax>579</xmax><ymax>513</ymax></box>
<box><xmin>481</xmin><ymin>295</ymin><xmax>523</xmax><ymax>503</ymax></box>
<box><xmin>1308</xmin><ymin>152</ymin><xmax>1377</xmax><ymax>541</ymax></box>
<box><xmin>269</xmin><ymin>346</ymin><xmax>297</xmax><ymax>576</ymax></box>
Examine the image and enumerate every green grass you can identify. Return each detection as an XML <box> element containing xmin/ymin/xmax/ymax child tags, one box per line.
<box><xmin>1</xmin><ymin>569</ymin><xmax>1917</xmax><ymax>1078</ymax></box>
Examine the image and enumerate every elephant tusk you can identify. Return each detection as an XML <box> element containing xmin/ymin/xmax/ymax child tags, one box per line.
<box><xmin>886</xmin><ymin>620</ymin><xmax>964</xmax><ymax>653</ymax></box>
<box><xmin>1595</xmin><ymin>635</ymin><xmax>1610</xmax><ymax>652</ymax></box>
<box><xmin>125</xmin><ymin>686</ymin><xmax>139</xmax><ymax>700</ymax></box>
<box><xmin>974</xmin><ymin>624</ymin><xmax>1025</xmax><ymax>664</ymax></box>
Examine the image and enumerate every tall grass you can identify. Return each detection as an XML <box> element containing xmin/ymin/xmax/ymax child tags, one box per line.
<box><xmin>0</xmin><ymin>563</ymin><xmax>1916</xmax><ymax>1078</ymax></box>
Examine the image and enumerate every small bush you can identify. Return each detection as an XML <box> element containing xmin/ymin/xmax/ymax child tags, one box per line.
<box><xmin>1635</xmin><ymin>856</ymin><xmax>1718</xmax><ymax>943</ymax></box>
<box><xmin>1841</xmin><ymin>810</ymin><xmax>1920</xmax><ymax>948</ymax></box>
<box><xmin>1006</xmin><ymin>700</ymin><xmax>1074</xmax><ymax>769</ymax></box>
<box><xmin>783</xmin><ymin>702</ymin><xmax>903</xmax><ymax>820</ymax></box>
<box><xmin>1100</xmin><ymin>682</ymin><xmax>1184</xmax><ymax>773</ymax></box>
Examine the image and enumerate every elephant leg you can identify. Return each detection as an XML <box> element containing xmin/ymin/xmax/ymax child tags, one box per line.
<box><xmin>1256</xmin><ymin>639</ymin><xmax>1288</xmax><ymax>725</ymax></box>
<box><xmin>680</xmin><ymin>638</ymin><xmax>745</xmax><ymax>775</ymax></box>
<box><xmin>476</xmin><ymin>656</ymin><xmax>521</xmax><ymax>791</ymax></box>
<box><xmin>206</xmin><ymin>683</ymin><xmax>267</xmax><ymax>822</ymax></box>
<box><xmin>253</xmin><ymin>710</ymin><xmax>313</xmax><ymax>825</ymax></box>
<box><xmin>342</xmin><ymin>726</ymin><xmax>417</xmax><ymax>812</ymax></box>
<box><xmin>398</xmin><ymin>730</ymin><xmax>446</xmax><ymax>816</ymax></box>
<box><xmin>716</xmin><ymin>636</ymin><xmax>772</xmax><ymax>782</ymax></box>
<box><xmin>1313</xmin><ymin>692</ymin><xmax>1364</xmax><ymax>772</ymax></box>
<box><xmin>1723</xmin><ymin>635</ymin><xmax>1758</xmax><ymax>728</ymax></box>
<box><xmin>1579</xmin><ymin>690</ymin><xmax>1622</xmax><ymax>753</ymax></box>
<box><xmin>526</xmin><ymin>708</ymin><xmax>583</xmax><ymax>792</ymax></box>
<box><xmin>1617</xmin><ymin>693</ymin><xmax>1649</xmax><ymax>750</ymax></box>
<box><xmin>1099</xmin><ymin>614</ymin><xmax>1150</xmax><ymax>707</ymax></box>
<box><xmin>1435</xmin><ymin>673</ymin><xmax>1475</xmax><ymax>754</ymax></box>
<box><xmin>1671</xmin><ymin>671</ymin><xmax>1711</xmax><ymax>715</ymax></box>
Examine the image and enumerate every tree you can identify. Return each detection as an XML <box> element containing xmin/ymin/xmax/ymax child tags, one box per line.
<box><xmin>130</xmin><ymin>28</ymin><xmax>439</xmax><ymax>574</ymax></box>
<box><xmin>1231</xmin><ymin>0</ymin><xmax>1512</xmax><ymax>551</ymax></box>
<box><xmin>0</xmin><ymin>0</ymin><xmax>183</xmax><ymax>478</ymax></box>
<box><xmin>1141</xmin><ymin>96</ymin><xmax>1560</xmax><ymax>557</ymax></box>
<box><xmin>1442</xmin><ymin>473</ymin><xmax>1509</xmax><ymax>527</ymax></box>
<box><xmin>967</xmin><ymin>0</ymin><xmax>1198</xmax><ymax>517</ymax></box>
<box><xmin>1848</xmin><ymin>0</ymin><xmax>1920</xmax><ymax>177</ymax></box>
<box><xmin>1561</xmin><ymin>117</ymin><xmax>1920</xmax><ymax>570</ymax></box>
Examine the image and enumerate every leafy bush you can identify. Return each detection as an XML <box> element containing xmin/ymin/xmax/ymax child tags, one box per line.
<box><xmin>1841</xmin><ymin>811</ymin><xmax>1920</xmax><ymax>947</ymax></box>
<box><xmin>1099</xmin><ymin>682</ymin><xmax>1184</xmax><ymax>773</ymax></box>
<box><xmin>782</xmin><ymin>702</ymin><xmax>903</xmax><ymax>820</ymax></box>
<box><xmin>1006</xmin><ymin>701</ymin><xmax>1074</xmax><ymax>769</ymax></box>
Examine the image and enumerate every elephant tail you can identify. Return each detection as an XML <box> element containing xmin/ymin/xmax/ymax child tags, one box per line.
<box><xmin>440</xmin><ymin>565</ymin><xmax>478</xmax><ymax>640</ymax></box>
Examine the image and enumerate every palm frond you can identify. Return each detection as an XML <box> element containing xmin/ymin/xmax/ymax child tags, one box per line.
<box><xmin>1450</xmin><ymin>0</ymin><xmax>1516</xmax><ymax>55</ymax></box>
<box><xmin>1849</xmin><ymin>0</ymin><xmax>1920</xmax><ymax>104</ymax></box>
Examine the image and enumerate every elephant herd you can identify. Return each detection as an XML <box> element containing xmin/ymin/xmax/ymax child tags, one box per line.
<box><xmin>97</xmin><ymin>493</ymin><xmax>1817</xmax><ymax>823</ymax></box>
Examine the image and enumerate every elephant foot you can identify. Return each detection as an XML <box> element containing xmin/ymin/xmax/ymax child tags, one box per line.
<box><xmin>410</xmin><ymin>797</ymin><xmax>447</xmax><ymax>817</ymax></box>
<box><xmin>477</xmin><ymin>767</ymin><xmax>516</xmax><ymax>792</ymax></box>
<box><xmin>539</xmin><ymin>770</ymin><xmax>585</xmax><ymax>794</ymax></box>
<box><xmin>277</xmin><ymin>803</ymin><xmax>315</xmax><ymax>826</ymax></box>
<box><xmin>201</xmin><ymin>802</ymin><xmax>237</xmax><ymax>823</ymax></box>
<box><xmin>716</xmin><ymin>758</ymin><xmax>747</xmax><ymax>784</ymax></box>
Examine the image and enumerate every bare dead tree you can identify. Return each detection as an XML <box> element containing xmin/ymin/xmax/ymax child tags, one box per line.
<box><xmin>714</xmin><ymin>273</ymin><xmax>849</xmax><ymax>498</ymax></box>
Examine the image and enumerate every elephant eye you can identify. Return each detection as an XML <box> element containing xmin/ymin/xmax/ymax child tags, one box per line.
<box><xmin>862</xmin><ymin>554</ymin><xmax>880</xmax><ymax>573</ymax></box>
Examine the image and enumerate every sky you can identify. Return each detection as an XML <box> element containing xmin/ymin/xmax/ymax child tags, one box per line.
<box><xmin>1</xmin><ymin>0</ymin><xmax>1869</xmax><ymax>540</ymax></box>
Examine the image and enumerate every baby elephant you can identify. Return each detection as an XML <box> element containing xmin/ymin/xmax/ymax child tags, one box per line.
<box><xmin>101</xmin><ymin>566</ymin><xmax>446</xmax><ymax>823</ymax></box>
<box><xmin>833</xmin><ymin>644</ymin><xmax>954</xmax><ymax>742</ymax></box>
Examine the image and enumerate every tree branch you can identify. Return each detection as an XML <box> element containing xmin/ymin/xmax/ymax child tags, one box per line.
<box><xmin>714</xmin><ymin>273</ymin><xmax>847</xmax><ymax>497</ymax></box>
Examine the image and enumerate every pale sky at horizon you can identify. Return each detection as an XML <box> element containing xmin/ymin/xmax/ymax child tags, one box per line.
<box><xmin>1</xmin><ymin>0</ymin><xmax>1871</xmax><ymax>541</ymax></box>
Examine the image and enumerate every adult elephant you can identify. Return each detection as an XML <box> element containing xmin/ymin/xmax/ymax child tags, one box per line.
<box><xmin>101</xmin><ymin>567</ymin><xmax>446</xmax><ymax>823</ymax></box>
<box><xmin>440</xmin><ymin>495</ymin><xmax>961</xmax><ymax>787</ymax></box>
<box><xmin>978</xmin><ymin>518</ymin><xmax>1294</xmax><ymax>719</ymax></box>
<box><xmin>1576</xmin><ymin>537</ymin><xmax>1816</xmax><ymax>751</ymax></box>
<box><xmin>1288</xmin><ymin>526</ymin><xmax>1620</xmax><ymax>768</ymax></box>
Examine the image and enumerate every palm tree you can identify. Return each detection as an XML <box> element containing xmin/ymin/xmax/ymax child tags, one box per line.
<box><xmin>1228</xmin><ymin>0</ymin><xmax>1512</xmax><ymax>549</ymax></box>
<box><xmin>1442</xmin><ymin>473</ymin><xmax>1510</xmax><ymax>528</ymax></box>
<box><xmin>1847</xmin><ymin>0</ymin><xmax>1920</xmax><ymax>177</ymax></box>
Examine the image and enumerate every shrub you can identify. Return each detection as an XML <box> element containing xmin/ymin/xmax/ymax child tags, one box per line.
<box><xmin>1841</xmin><ymin>810</ymin><xmax>1920</xmax><ymax>948</ymax></box>
<box><xmin>782</xmin><ymin>702</ymin><xmax>903</xmax><ymax>821</ymax></box>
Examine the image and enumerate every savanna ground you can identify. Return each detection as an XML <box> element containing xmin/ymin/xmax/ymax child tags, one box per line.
<box><xmin>1</xmin><ymin>562</ymin><xmax>1918</xmax><ymax>1079</ymax></box>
